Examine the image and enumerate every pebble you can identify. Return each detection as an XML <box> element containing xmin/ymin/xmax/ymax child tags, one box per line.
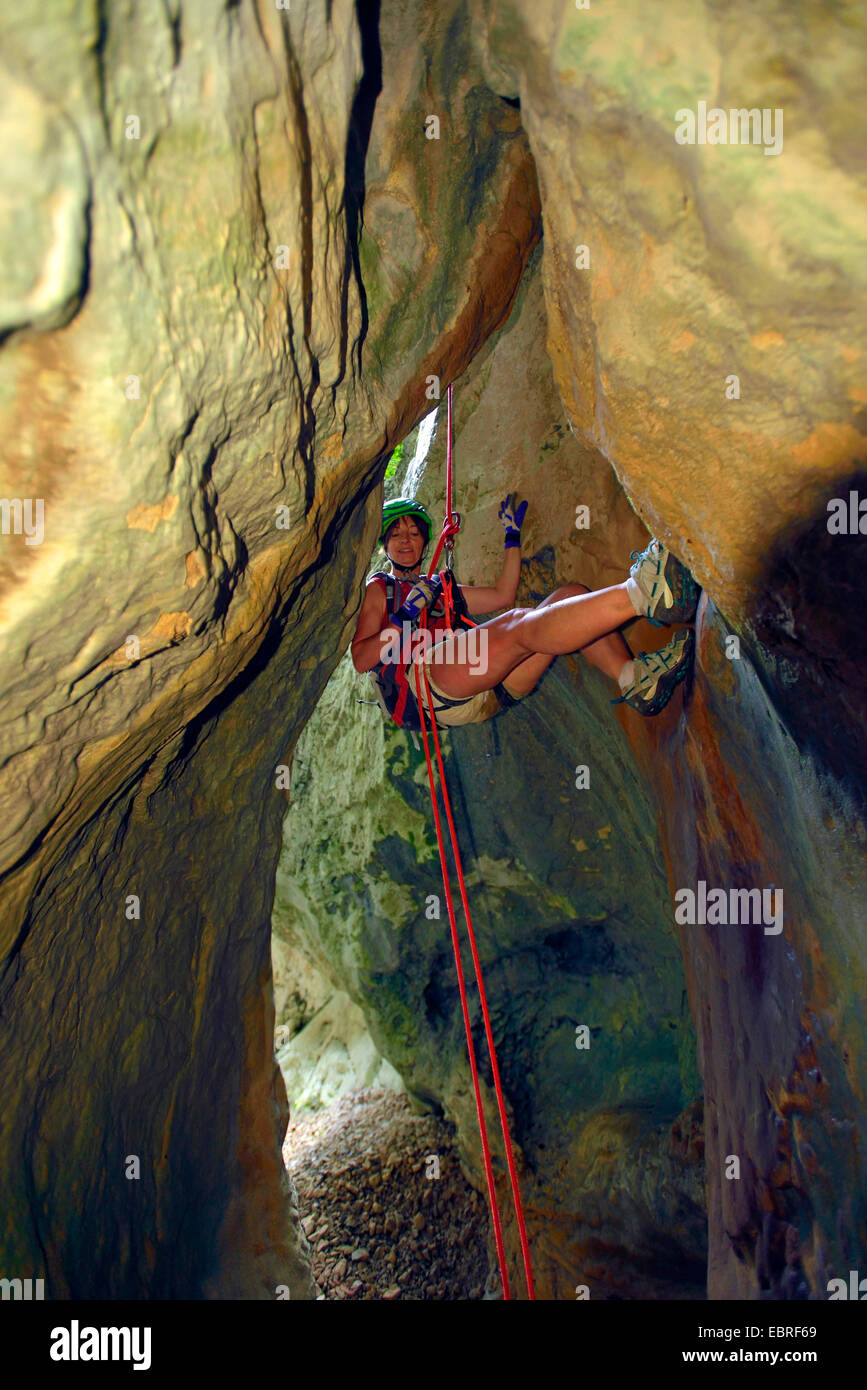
<box><xmin>382</xmin><ymin>1285</ymin><xmax>401</xmax><ymax>1301</ymax></box>
<box><xmin>331</xmin><ymin>1258</ymin><xmax>347</xmax><ymax>1281</ymax></box>
<box><xmin>412</xmin><ymin>1213</ymin><xmax>425</xmax><ymax>1233</ymax></box>
<box><xmin>351</xmin><ymin>1248</ymin><xmax>369</xmax><ymax>1262</ymax></box>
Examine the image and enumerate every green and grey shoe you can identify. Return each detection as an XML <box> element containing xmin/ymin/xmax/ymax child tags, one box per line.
<box><xmin>612</xmin><ymin>628</ymin><xmax>695</xmax><ymax>716</ymax></box>
<box><xmin>626</xmin><ymin>538</ymin><xmax>700</xmax><ymax>624</ymax></box>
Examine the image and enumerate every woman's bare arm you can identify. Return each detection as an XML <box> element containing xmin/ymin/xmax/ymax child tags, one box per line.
<box><xmin>351</xmin><ymin>581</ymin><xmax>398</xmax><ymax>672</ymax></box>
<box><xmin>459</xmin><ymin>545</ymin><xmax>521</xmax><ymax>615</ymax></box>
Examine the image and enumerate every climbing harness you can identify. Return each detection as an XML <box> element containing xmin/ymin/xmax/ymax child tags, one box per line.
<box><xmin>412</xmin><ymin>383</ymin><xmax>536</xmax><ymax>1300</ymax></box>
<box><xmin>366</xmin><ymin>569</ymin><xmax>474</xmax><ymax>731</ymax></box>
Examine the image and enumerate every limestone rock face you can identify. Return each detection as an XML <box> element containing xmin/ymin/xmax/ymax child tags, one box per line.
<box><xmin>460</xmin><ymin>0</ymin><xmax>867</xmax><ymax>1297</ymax></box>
<box><xmin>1</xmin><ymin>0</ymin><xmax>864</xmax><ymax>1302</ymax></box>
<box><xmin>275</xmin><ymin>251</ymin><xmax>708</xmax><ymax>1298</ymax></box>
<box><xmin>272</xmin><ymin>937</ymin><xmax>334</xmax><ymax>1050</ymax></box>
<box><xmin>273</xmin><ymin>0</ymin><xmax>867</xmax><ymax>1301</ymax></box>
<box><xmin>468</xmin><ymin>0</ymin><xmax>867</xmax><ymax>803</ymax></box>
<box><xmin>276</xmin><ymin>991</ymin><xmax>404</xmax><ymax>1113</ymax></box>
<box><xmin>649</xmin><ymin>599</ymin><xmax>867</xmax><ymax>1299</ymax></box>
<box><xmin>471</xmin><ymin>0</ymin><xmax>867</xmax><ymax>616</ymax></box>
<box><xmin>0</xmin><ymin>0</ymin><xmax>538</xmax><ymax>1297</ymax></box>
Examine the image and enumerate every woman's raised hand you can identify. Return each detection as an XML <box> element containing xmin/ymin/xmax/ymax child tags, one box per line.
<box><xmin>498</xmin><ymin>494</ymin><xmax>528</xmax><ymax>548</ymax></box>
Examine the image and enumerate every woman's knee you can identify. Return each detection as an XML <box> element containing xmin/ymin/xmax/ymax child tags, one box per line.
<box><xmin>494</xmin><ymin>605</ymin><xmax>533</xmax><ymax>629</ymax></box>
<box><xmin>489</xmin><ymin>607</ymin><xmax>535</xmax><ymax>656</ymax></box>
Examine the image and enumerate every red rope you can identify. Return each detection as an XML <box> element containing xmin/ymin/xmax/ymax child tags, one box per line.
<box><xmin>426</xmin><ymin>383</ymin><xmax>460</xmax><ymax>575</ymax></box>
<box><xmin>414</xmin><ymin>655</ymin><xmax>535</xmax><ymax>1300</ymax></box>
<box><xmin>446</xmin><ymin>381</ymin><xmax>454</xmax><ymax>522</ymax></box>
<box><xmin>407</xmin><ymin>386</ymin><xmax>536</xmax><ymax>1297</ymax></box>
<box><xmin>412</xmin><ymin>657</ymin><xmax>510</xmax><ymax>1295</ymax></box>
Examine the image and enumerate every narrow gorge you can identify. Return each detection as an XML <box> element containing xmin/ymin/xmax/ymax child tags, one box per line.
<box><xmin>0</xmin><ymin>0</ymin><xmax>864</xmax><ymax>1314</ymax></box>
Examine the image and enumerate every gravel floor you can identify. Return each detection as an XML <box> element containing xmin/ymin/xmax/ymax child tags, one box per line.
<box><xmin>283</xmin><ymin>1087</ymin><xmax>493</xmax><ymax>1300</ymax></box>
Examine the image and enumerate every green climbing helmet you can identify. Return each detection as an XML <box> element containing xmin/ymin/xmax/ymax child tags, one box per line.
<box><xmin>380</xmin><ymin>497</ymin><xmax>433</xmax><ymax>549</ymax></box>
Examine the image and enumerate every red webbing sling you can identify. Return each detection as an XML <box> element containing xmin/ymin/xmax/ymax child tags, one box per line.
<box><xmin>412</xmin><ymin>383</ymin><xmax>535</xmax><ymax>1300</ymax></box>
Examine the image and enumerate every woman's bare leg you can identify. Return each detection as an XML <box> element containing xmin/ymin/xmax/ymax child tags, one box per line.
<box><xmin>425</xmin><ymin>582</ymin><xmax>635</xmax><ymax>699</ymax></box>
<box><xmin>502</xmin><ymin>583</ymin><xmax>632</xmax><ymax>696</ymax></box>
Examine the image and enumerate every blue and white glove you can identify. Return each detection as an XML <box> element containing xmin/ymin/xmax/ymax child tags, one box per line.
<box><xmin>498</xmin><ymin>493</ymin><xmax>528</xmax><ymax>548</ymax></box>
<box><xmin>394</xmin><ymin>575</ymin><xmax>442</xmax><ymax>624</ymax></box>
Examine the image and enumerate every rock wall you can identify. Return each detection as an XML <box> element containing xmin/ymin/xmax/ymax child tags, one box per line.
<box><xmin>275</xmin><ymin>250</ymin><xmax>707</xmax><ymax>1299</ymax></box>
<box><xmin>469</xmin><ymin>0</ymin><xmax>867</xmax><ymax>800</ymax></box>
<box><xmin>275</xmin><ymin>0</ymin><xmax>867</xmax><ymax>1301</ymax></box>
<box><xmin>460</xmin><ymin>0</ymin><xmax>867</xmax><ymax>1298</ymax></box>
<box><xmin>0</xmin><ymin>0</ymin><xmax>539</xmax><ymax>1297</ymax></box>
<box><xmin>1</xmin><ymin>0</ymin><xmax>864</xmax><ymax>1300</ymax></box>
<box><xmin>650</xmin><ymin>599</ymin><xmax>867</xmax><ymax>1298</ymax></box>
<box><xmin>276</xmin><ymin>990</ymin><xmax>404</xmax><ymax>1113</ymax></box>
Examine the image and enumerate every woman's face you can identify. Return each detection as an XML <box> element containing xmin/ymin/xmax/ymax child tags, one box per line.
<box><xmin>386</xmin><ymin>516</ymin><xmax>425</xmax><ymax>567</ymax></box>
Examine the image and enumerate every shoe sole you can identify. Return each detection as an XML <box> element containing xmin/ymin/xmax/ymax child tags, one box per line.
<box><xmin>648</xmin><ymin>551</ymin><xmax>700</xmax><ymax>624</ymax></box>
<box><xmin>618</xmin><ymin>629</ymin><xmax>695</xmax><ymax>716</ymax></box>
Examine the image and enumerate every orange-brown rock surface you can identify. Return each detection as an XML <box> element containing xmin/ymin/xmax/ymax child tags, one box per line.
<box><xmin>0</xmin><ymin>0</ymin><xmax>539</xmax><ymax>1300</ymax></box>
<box><xmin>1</xmin><ymin>0</ymin><xmax>864</xmax><ymax>1300</ymax></box>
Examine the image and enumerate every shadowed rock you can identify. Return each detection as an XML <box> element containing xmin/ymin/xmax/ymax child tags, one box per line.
<box><xmin>0</xmin><ymin>0</ymin><xmax>864</xmax><ymax>1300</ymax></box>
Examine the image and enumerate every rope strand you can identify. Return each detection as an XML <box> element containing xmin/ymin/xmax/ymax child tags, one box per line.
<box><xmin>413</xmin><ymin>656</ymin><xmax>510</xmax><ymax>1296</ymax></box>
<box><xmin>416</xmin><ymin>654</ymin><xmax>535</xmax><ymax>1299</ymax></box>
<box><xmin>408</xmin><ymin>384</ymin><xmax>536</xmax><ymax>1294</ymax></box>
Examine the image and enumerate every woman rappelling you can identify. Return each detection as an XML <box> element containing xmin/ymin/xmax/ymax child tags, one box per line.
<box><xmin>351</xmin><ymin>392</ymin><xmax>702</xmax><ymax>1304</ymax></box>
<box><xmin>351</xmin><ymin>493</ymin><xmax>700</xmax><ymax>730</ymax></box>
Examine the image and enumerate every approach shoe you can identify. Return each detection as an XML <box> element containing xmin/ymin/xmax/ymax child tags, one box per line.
<box><xmin>627</xmin><ymin>538</ymin><xmax>700</xmax><ymax>624</ymax></box>
<box><xmin>612</xmin><ymin>628</ymin><xmax>695</xmax><ymax>716</ymax></box>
